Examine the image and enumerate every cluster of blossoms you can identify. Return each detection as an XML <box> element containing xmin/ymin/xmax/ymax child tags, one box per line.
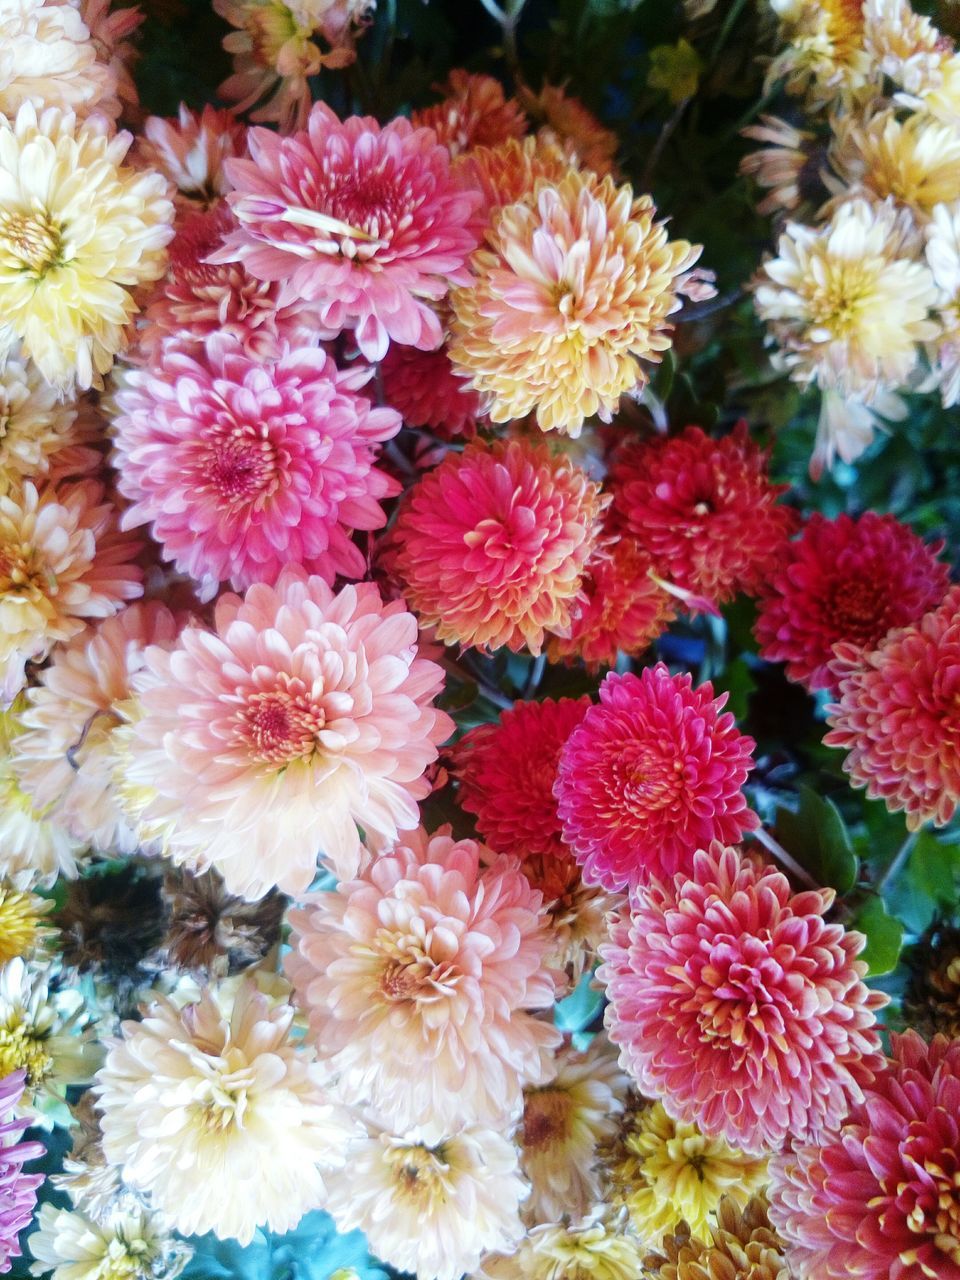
<box><xmin>0</xmin><ymin>2</ymin><xmax>958</xmax><ymax>1280</ymax></box>
<box><xmin>747</xmin><ymin>0</ymin><xmax>960</xmax><ymax>474</ymax></box>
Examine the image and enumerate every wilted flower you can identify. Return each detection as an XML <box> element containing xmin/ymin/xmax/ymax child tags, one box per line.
<box><xmin>600</xmin><ymin>844</ymin><xmax>887</xmax><ymax>1154</ymax></box>
<box><xmin>95</xmin><ymin>976</ymin><xmax>354</xmax><ymax>1244</ymax></box>
<box><xmin>287</xmin><ymin>827</ymin><xmax>559</xmax><ymax>1131</ymax></box>
<box><xmin>642</xmin><ymin>1196</ymin><xmax>789</xmax><ymax>1280</ymax></box>
<box><xmin>159</xmin><ymin>867</ymin><xmax>285</xmax><ymax>977</ymax></box>
<box><xmin>0</xmin><ymin>104</ymin><xmax>173</xmax><ymax>391</ymax></box>
<box><xmin>389</xmin><ymin>439</ymin><xmax>606</xmax><ymax>654</ymax></box>
<box><xmin>555</xmin><ymin>667</ymin><xmax>757</xmax><ymax>894</ymax></box>
<box><xmin>904</xmin><ymin>920</ymin><xmax>960</xmax><ymax>1041</ymax></box>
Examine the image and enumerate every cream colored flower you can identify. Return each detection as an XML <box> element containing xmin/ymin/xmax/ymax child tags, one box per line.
<box><xmin>767</xmin><ymin>0</ymin><xmax>875</xmax><ymax>106</ymax></box>
<box><xmin>863</xmin><ymin>0</ymin><xmax>949</xmax><ymax>97</ymax></box>
<box><xmin>0</xmin><ymin>103</ymin><xmax>173</xmax><ymax>391</ymax></box>
<box><xmin>0</xmin><ymin>349</ymin><xmax>83</xmax><ymax>494</ymax></box>
<box><xmin>828</xmin><ymin>109</ymin><xmax>960</xmax><ymax>221</ymax></box>
<box><xmin>325</xmin><ymin>1116</ymin><xmax>527</xmax><ymax>1280</ymax></box>
<box><xmin>95</xmin><ymin>975</ymin><xmax>354</xmax><ymax>1244</ymax></box>
<box><xmin>600</xmin><ymin>1099</ymin><xmax>768</xmax><ymax>1247</ymax></box>
<box><xmin>810</xmin><ymin>385</ymin><xmax>907</xmax><ymax>478</ymax></box>
<box><xmin>740</xmin><ymin>115</ymin><xmax>824</xmax><ymax>217</ymax></box>
<box><xmin>753</xmin><ymin>197</ymin><xmax>938</xmax><ymax>400</ymax></box>
<box><xmin>28</xmin><ymin>1203</ymin><xmax>192</xmax><ymax>1280</ymax></box>
<box><xmin>519</xmin><ymin>1035</ymin><xmax>628</xmax><ymax>1224</ymax></box>
<box><xmin>0</xmin><ymin>0</ymin><xmax>119</xmax><ymax>120</ymax></box>
<box><xmin>481</xmin><ymin>1216</ymin><xmax>645</xmax><ymax>1280</ymax></box>
<box><xmin>0</xmin><ymin>698</ymin><xmax>81</xmax><ymax>890</ymax></box>
<box><xmin>925</xmin><ymin>200</ymin><xmax>960</xmax><ymax>406</ymax></box>
<box><xmin>0</xmin><ymin>956</ymin><xmax>99</xmax><ymax>1124</ymax></box>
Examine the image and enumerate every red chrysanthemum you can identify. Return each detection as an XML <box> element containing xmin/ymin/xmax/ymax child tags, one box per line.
<box><xmin>453</xmin><ymin>696</ymin><xmax>591</xmax><ymax>862</ymax></box>
<box><xmin>380</xmin><ymin>341</ymin><xmax>485</xmax><ymax>439</ymax></box>
<box><xmin>755</xmin><ymin>512</ymin><xmax>949</xmax><ymax>693</ymax></box>
<box><xmin>554</xmin><ymin>665</ymin><xmax>758</xmax><ymax>893</ymax></box>
<box><xmin>412</xmin><ymin>70</ymin><xmax>527</xmax><ymax>157</ymax></box>
<box><xmin>824</xmin><ymin>585</ymin><xmax>960</xmax><ymax>829</ymax></box>
<box><xmin>769</xmin><ymin>1031</ymin><xmax>960</xmax><ymax>1280</ymax></box>
<box><xmin>600</xmin><ymin>843</ymin><xmax>888</xmax><ymax>1156</ymax></box>
<box><xmin>389</xmin><ymin>439</ymin><xmax>606</xmax><ymax>654</ymax></box>
<box><xmin>221</xmin><ymin>102</ymin><xmax>479</xmax><ymax>361</ymax></box>
<box><xmin>547</xmin><ymin>537</ymin><xmax>676</xmax><ymax>669</ymax></box>
<box><xmin>607</xmin><ymin>423</ymin><xmax>798</xmax><ymax>610</ymax></box>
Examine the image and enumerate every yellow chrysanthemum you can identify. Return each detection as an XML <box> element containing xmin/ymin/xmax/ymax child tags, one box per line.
<box><xmin>449</xmin><ymin>170</ymin><xmax>700</xmax><ymax>436</ymax></box>
<box><xmin>0</xmin><ymin>103</ymin><xmax>173</xmax><ymax>391</ymax></box>
<box><xmin>0</xmin><ymin>884</ymin><xmax>53</xmax><ymax>962</ymax></box>
<box><xmin>863</xmin><ymin>0</ymin><xmax>948</xmax><ymax>98</ymax></box>
<box><xmin>601</xmin><ymin>1100</ymin><xmax>768</xmax><ymax>1247</ymax></box>
<box><xmin>753</xmin><ymin>196</ymin><xmax>939</xmax><ymax>399</ymax></box>
<box><xmin>829</xmin><ymin>110</ymin><xmax>960</xmax><ymax>219</ymax></box>
<box><xmin>483</xmin><ymin>1217</ymin><xmax>646</xmax><ymax>1280</ymax></box>
<box><xmin>768</xmin><ymin>0</ymin><xmax>874</xmax><ymax>105</ymax></box>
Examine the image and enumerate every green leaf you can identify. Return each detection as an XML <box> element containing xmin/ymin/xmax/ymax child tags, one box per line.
<box><xmin>711</xmin><ymin>656</ymin><xmax>756</xmax><ymax>722</ymax></box>
<box><xmin>774</xmin><ymin>786</ymin><xmax>858</xmax><ymax>894</ymax></box>
<box><xmin>852</xmin><ymin>897</ymin><xmax>904</xmax><ymax>977</ymax></box>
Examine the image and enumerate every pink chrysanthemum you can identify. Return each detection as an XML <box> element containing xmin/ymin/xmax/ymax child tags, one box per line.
<box><xmin>0</xmin><ymin>1071</ymin><xmax>42</xmax><ymax>1274</ymax></box>
<box><xmin>12</xmin><ymin>603</ymin><xmax>182</xmax><ymax>854</ymax></box>
<box><xmin>453</xmin><ymin>696</ymin><xmax>590</xmax><ymax>863</ymax></box>
<box><xmin>220</xmin><ymin>102</ymin><xmax>479</xmax><ymax>361</ymax></box>
<box><xmin>769</xmin><ymin>1031</ymin><xmax>960</xmax><ymax>1280</ymax></box>
<box><xmin>555</xmin><ymin>665</ymin><xmax>758</xmax><ymax>893</ymax></box>
<box><xmin>139</xmin><ymin>204</ymin><xmax>331</xmax><ymax>360</ymax></box>
<box><xmin>411</xmin><ymin>70</ymin><xmax>528</xmax><ymax>157</ymax></box>
<box><xmin>286</xmin><ymin>826</ymin><xmax>559</xmax><ymax>1131</ymax></box>
<box><xmin>756</xmin><ymin>512</ymin><xmax>950</xmax><ymax>694</ymax></box>
<box><xmin>607</xmin><ymin>423</ymin><xmax>798</xmax><ymax>610</ymax></box>
<box><xmin>0</xmin><ymin>480</ymin><xmax>142</xmax><ymax>703</ymax></box>
<box><xmin>389</xmin><ymin>439</ymin><xmax>606</xmax><ymax>654</ymax></box>
<box><xmin>547</xmin><ymin>537</ymin><xmax>676</xmax><ymax>669</ymax></box>
<box><xmin>379</xmin><ymin>341</ymin><xmax>485</xmax><ymax>439</ymax></box>
<box><xmin>112</xmin><ymin>333</ymin><xmax>401</xmax><ymax>597</ymax></box>
<box><xmin>124</xmin><ymin>567</ymin><xmax>452</xmax><ymax>899</ymax></box>
<box><xmin>138</xmin><ymin>104</ymin><xmax>246</xmax><ymax>204</ymax></box>
<box><xmin>824</xmin><ymin>585</ymin><xmax>960</xmax><ymax>829</ymax></box>
<box><xmin>600</xmin><ymin>843</ymin><xmax>888</xmax><ymax>1155</ymax></box>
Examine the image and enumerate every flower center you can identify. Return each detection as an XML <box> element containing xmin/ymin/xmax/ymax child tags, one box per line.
<box><xmin>0</xmin><ymin>1022</ymin><xmax>52</xmax><ymax>1087</ymax></box>
<box><xmin>385</xmin><ymin>1141</ymin><xmax>451</xmax><ymax>1209</ymax></box>
<box><xmin>895</xmin><ymin>1116</ymin><xmax>960</xmax><ymax>1267</ymax></box>
<box><xmin>809</xmin><ymin>262</ymin><xmax>878</xmax><ymax>338</ymax></box>
<box><xmin>0</xmin><ymin>543</ymin><xmax>49</xmax><ymax>600</ymax></box>
<box><xmin>0</xmin><ymin>208</ymin><xmax>65</xmax><ymax>277</ymax></box>
<box><xmin>193</xmin><ymin>1079</ymin><xmax>248</xmax><ymax>1134</ymax></box>
<box><xmin>236</xmin><ymin>687</ymin><xmax>326</xmax><ymax>765</ymax></box>
<box><xmin>824</xmin><ymin>577</ymin><xmax>891</xmax><ymax>646</ymax></box>
<box><xmin>377</xmin><ymin>939</ymin><xmax>461</xmax><ymax>1005</ymax></box>
<box><xmin>522</xmin><ymin>1086</ymin><xmax>574</xmax><ymax>1150</ymax></box>
<box><xmin>611</xmin><ymin>742</ymin><xmax>686</xmax><ymax>815</ymax></box>
<box><xmin>203</xmin><ymin>424</ymin><xmax>281</xmax><ymax>507</ymax></box>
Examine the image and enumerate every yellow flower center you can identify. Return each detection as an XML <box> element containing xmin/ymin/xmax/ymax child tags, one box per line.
<box><xmin>0</xmin><ymin>889</ymin><xmax>45</xmax><ymax>963</ymax></box>
<box><xmin>385</xmin><ymin>1141</ymin><xmax>451</xmax><ymax>1209</ymax></box>
<box><xmin>0</xmin><ymin>208</ymin><xmax>65</xmax><ymax>277</ymax></box>
<box><xmin>808</xmin><ymin>261</ymin><xmax>878</xmax><ymax>338</ymax></box>
<box><xmin>0</xmin><ymin>1022</ymin><xmax>52</xmax><ymax>1086</ymax></box>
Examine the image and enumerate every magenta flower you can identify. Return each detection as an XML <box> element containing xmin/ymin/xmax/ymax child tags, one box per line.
<box><xmin>0</xmin><ymin>1071</ymin><xmax>42</xmax><ymax>1274</ymax></box>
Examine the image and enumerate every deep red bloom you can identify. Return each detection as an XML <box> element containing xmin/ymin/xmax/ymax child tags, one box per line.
<box><xmin>554</xmin><ymin>664</ymin><xmax>758</xmax><ymax>893</ymax></box>
<box><xmin>755</xmin><ymin>512</ymin><xmax>949</xmax><ymax>693</ymax></box>
<box><xmin>380</xmin><ymin>341</ymin><xmax>485</xmax><ymax>439</ymax></box>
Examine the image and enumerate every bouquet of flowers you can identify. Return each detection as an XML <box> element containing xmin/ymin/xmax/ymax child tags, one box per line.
<box><xmin>0</xmin><ymin>0</ymin><xmax>959</xmax><ymax>1276</ymax></box>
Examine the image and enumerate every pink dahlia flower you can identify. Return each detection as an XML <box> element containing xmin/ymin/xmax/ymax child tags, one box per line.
<box><xmin>389</xmin><ymin>439</ymin><xmax>606</xmax><ymax>654</ymax></box>
<box><xmin>453</xmin><ymin>696</ymin><xmax>590</xmax><ymax>863</ymax></box>
<box><xmin>0</xmin><ymin>1071</ymin><xmax>42</xmax><ymax>1274</ymax></box>
<box><xmin>600</xmin><ymin>843</ymin><xmax>888</xmax><ymax>1155</ymax></box>
<box><xmin>769</xmin><ymin>1031</ymin><xmax>960</xmax><ymax>1280</ymax></box>
<box><xmin>607</xmin><ymin>423</ymin><xmax>799</xmax><ymax>610</ymax></box>
<box><xmin>139</xmin><ymin>205</ymin><xmax>332</xmax><ymax>361</ymax></box>
<box><xmin>220</xmin><ymin>102</ymin><xmax>479</xmax><ymax>361</ymax></box>
<box><xmin>112</xmin><ymin>333</ymin><xmax>401</xmax><ymax>597</ymax></box>
<box><xmin>286</xmin><ymin>826</ymin><xmax>560</xmax><ymax>1131</ymax></box>
<box><xmin>125</xmin><ymin>567</ymin><xmax>452</xmax><ymax>899</ymax></box>
<box><xmin>12</xmin><ymin>603</ymin><xmax>182</xmax><ymax>853</ymax></box>
<box><xmin>554</xmin><ymin>665</ymin><xmax>758</xmax><ymax>893</ymax></box>
<box><xmin>825</xmin><ymin>584</ymin><xmax>960</xmax><ymax>829</ymax></box>
<box><xmin>756</xmin><ymin>512</ymin><xmax>949</xmax><ymax>693</ymax></box>
<box><xmin>379</xmin><ymin>340</ymin><xmax>485</xmax><ymax>439</ymax></box>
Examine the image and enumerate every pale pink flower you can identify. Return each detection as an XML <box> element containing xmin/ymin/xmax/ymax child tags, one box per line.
<box><xmin>138</xmin><ymin>104</ymin><xmax>246</xmax><ymax>203</ymax></box>
<box><xmin>111</xmin><ymin>333</ymin><xmax>401</xmax><ymax>597</ymax></box>
<box><xmin>220</xmin><ymin>102</ymin><xmax>478</xmax><ymax>360</ymax></box>
<box><xmin>124</xmin><ymin>568</ymin><xmax>452</xmax><ymax>899</ymax></box>
<box><xmin>286</xmin><ymin>826</ymin><xmax>560</xmax><ymax>1131</ymax></box>
<box><xmin>12</xmin><ymin>603</ymin><xmax>182</xmax><ymax>853</ymax></box>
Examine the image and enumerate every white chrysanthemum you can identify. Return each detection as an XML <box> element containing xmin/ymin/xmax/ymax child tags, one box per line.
<box><xmin>12</xmin><ymin>604</ymin><xmax>182</xmax><ymax>853</ymax></box>
<box><xmin>28</xmin><ymin>1202</ymin><xmax>192</xmax><ymax>1280</ymax></box>
<box><xmin>481</xmin><ymin>1216</ymin><xmax>646</xmax><ymax>1280</ymax></box>
<box><xmin>753</xmin><ymin>197</ymin><xmax>939</xmax><ymax>400</ymax></box>
<box><xmin>519</xmin><ymin>1035</ymin><xmax>628</xmax><ymax>1224</ymax></box>
<box><xmin>864</xmin><ymin>0</ymin><xmax>949</xmax><ymax>97</ymax></box>
<box><xmin>0</xmin><ymin>103</ymin><xmax>173</xmax><ymax>391</ymax></box>
<box><xmin>325</xmin><ymin>1116</ymin><xmax>527</xmax><ymax>1280</ymax></box>
<box><xmin>0</xmin><ymin>0</ymin><xmax>119</xmax><ymax>120</ymax></box>
<box><xmin>827</xmin><ymin>109</ymin><xmax>960</xmax><ymax>221</ymax></box>
<box><xmin>767</xmin><ymin>0</ymin><xmax>874</xmax><ymax>106</ymax></box>
<box><xmin>94</xmin><ymin>976</ymin><xmax>354</xmax><ymax>1244</ymax></box>
<box><xmin>0</xmin><ymin>348</ymin><xmax>83</xmax><ymax>494</ymax></box>
<box><xmin>0</xmin><ymin>479</ymin><xmax>142</xmax><ymax>703</ymax></box>
<box><xmin>0</xmin><ymin>699</ymin><xmax>81</xmax><ymax>889</ymax></box>
<box><xmin>926</xmin><ymin>200</ymin><xmax>960</xmax><ymax>406</ymax></box>
<box><xmin>0</xmin><ymin>956</ymin><xmax>99</xmax><ymax>1124</ymax></box>
<box><xmin>811</xmin><ymin>386</ymin><xmax>908</xmax><ymax>478</ymax></box>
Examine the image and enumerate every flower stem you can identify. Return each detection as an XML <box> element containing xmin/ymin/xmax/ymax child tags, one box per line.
<box><xmin>750</xmin><ymin>826</ymin><xmax>820</xmax><ymax>891</ymax></box>
<box><xmin>875</xmin><ymin>831</ymin><xmax>918</xmax><ymax>897</ymax></box>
